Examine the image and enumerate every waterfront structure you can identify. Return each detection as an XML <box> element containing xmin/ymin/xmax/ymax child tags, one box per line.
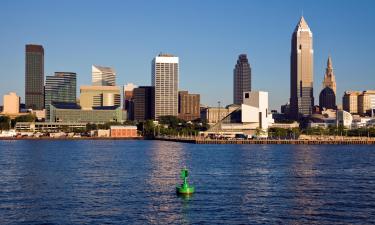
<box><xmin>49</xmin><ymin>103</ymin><xmax>123</xmax><ymax>123</ymax></box>
<box><xmin>25</xmin><ymin>44</ymin><xmax>44</xmax><ymax>110</ymax></box>
<box><xmin>358</xmin><ymin>90</ymin><xmax>375</xmax><ymax>115</ymax></box>
<box><xmin>2</xmin><ymin>92</ymin><xmax>20</xmax><ymax>115</ymax></box>
<box><xmin>343</xmin><ymin>91</ymin><xmax>361</xmax><ymax>114</ymax></box>
<box><xmin>322</xmin><ymin>56</ymin><xmax>337</xmax><ymax>94</ymax></box>
<box><xmin>92</xmin><ymin>65</ymin><xmax>116</xmax><ymax>86</ymax></box>
<box><xmin>123</xmin><ymin>83</ymin><xmax>138</xmax><ymax>120</ymax></box>
<box><xmin>80</xmin><ymin>86</ymin><xmax>121</xmax><ymax>110</ymax></box>
<box><xmin>45</xmin><ymin>72</ymin><xmax>77</xmax><ymax>121</ymax></box>
<box><xmin>319</xmin><ymin>87</ymin><xmax>336</xmax><ymax>110</ymax></box>
<box><xmin>152</xmin><ymin>54</ymin><xmax>179</xmax><ymax>120</ymax></box>
<box><xmin>110</xmin><ymin>126</ymin><xmax>137</xmax><ymax>137</ymax></box>
<box><xmin>200</xmin><ymin>104</ymin><xmax>239</xmax><ymax>124</ymax></box>
<box><xmin>15</xmin><ymin>122</ymin><xmax>86</xmax><ymax>132</ymax></box>
<box><xmin>178</xmin><ymin>91</ymin><xmax>200</xmax><ymax>121</ymax></box>
<box><xmin>133</xmin><ymin>86</ymin><xmax>155</xmax><ymax>121</ymax></box>
<box><xmin>205</xmin><ymin>91</ymin><xmax>274</xmax><ymax>137</ymax></box>
<box><xmin>233</xmin><ymin>54</ymin><xmax>251</xmax><ymax>105</ymax></box>
<box><xmin>290</xmin><ymin>17</ymin><xmax>314</xmax><ymax>119</ymax></box>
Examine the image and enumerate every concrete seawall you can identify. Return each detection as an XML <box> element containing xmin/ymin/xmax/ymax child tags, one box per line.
<box><xmin>155</xmin><ymin>137</ymin><xmax>375</xmax><ymax>145</ymax></box>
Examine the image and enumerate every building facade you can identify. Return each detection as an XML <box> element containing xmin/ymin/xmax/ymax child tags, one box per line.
<box><xmin>2</xmin><ymin>92</ymin><xmax>20</xmax><ymax>115</ymax></box>
<box><xmin>201</xmin><ymin>104</ymin><xmax>239</xmax><ymax>124</ymax></box>
<box><xmin>25</xmin><ymin>44</ymin><xmax>44</xmax><ymax>110</ymax></box>
<box><xmin>178</xmin><ymin>91</ymin><xmax>200</xmax><ymax>121</ymax></box>
<box><xmin>110</xmin><ymin>126</ymin><xmax>138</xmax><ymax>137</ymax></box>
<box><xmin>343</xmin><ymin>91</ymin><xmax>361</xmax><ymax>114</ymax></box>
<box><xmin>233</xmin><ymin>54</ymin><xmax>251</xmax><ymax>105</ymax></box>
<box><xmin>319</xmin><ymin>87</ymin><xmax>336</xmax><ymax>110</ymax></box>
<box><xmin>358</xmin><ymin>90</ymin><xmax>375</xmax><ymax>115</ymax></box>
<box><xmin>123</xmin><ymin>83</ymin><xmax>138</xmax><ymax>120</ymax></box>
<box><xmin>80</xmin><ymin>86</ymin><xmax>121</xmax><ymax>110</ymax></box>
<box><xmin>45</xmin><ymin>72</ymin><xmax>77</xmax><ymax>121</ymax></box>
<box><xmin>152</xmin><ymin>54</ymin><xmax>179</xmax><ymax>120</ymax></box>
<box><xmin>290</xmin><ymin>17</ymin><xmax>314</xmax><ymax>119</ymax></box>
<box><xmin>49</xmin><ymin>104</ymin><xmax>123</xmax><ymax>123</ymax></box>
<box><xmin>133</xmin><ymin>86</ymin><xmax>155</xmax><ymax>121</ymax></box>
<box><xmin>92</xmin><ymin>65</ymin><xmax>116</xmax><ymax>86</ymax></box>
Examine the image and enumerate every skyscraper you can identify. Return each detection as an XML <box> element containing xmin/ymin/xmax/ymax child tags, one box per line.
<box><xmin>152</xmin><ymin>53</ymin><xmax>179</xmax><ymax>120</ymax></box>
<box><xmin>92</xmin><ymin>65</ymin><xmax>116</xmax><ymax>86</ymax></box>
<box><xmin>290</xmin><ymin>17</ymin><xmax>314</xmax><ymax>119</ymax></box>
<box><xmin>45</xmin><ymin>72</ymin><xmax>77</xmax><ymax>121</ymax></box>
<box><xmin>322</xmin><ymin>56</ymin><xmax>336</xmax><ymax>94</ymax></box>
<box><xmin>133</xmin><ymin>86</ymin><xmax>155</xmax><ymax>121</ymax></box>
<box><xmin>25</xmin><ymin>44</ymin><xmax>44</xmax><ymax>110</ymax></box>
<box><xmin>233</xmin><ymin>54</ymin><xmax>251</xmax><ymax>105</ymax></box>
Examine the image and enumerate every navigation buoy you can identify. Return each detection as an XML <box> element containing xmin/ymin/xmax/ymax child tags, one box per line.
<box><xmin>176</xmin><ymin>168</ymin><xmax>195</xmax><ymax>195</ymax></box>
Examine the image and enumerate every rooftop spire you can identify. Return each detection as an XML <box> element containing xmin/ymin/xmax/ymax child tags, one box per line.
<box><xmin>327</xmin><ymin>55</ymin><xmax>333</xmax><ymax>68</ymax></box>
<box><xmin>295</xmin><ymin>16</ymin><xmax>310</xmax><ymax>31</ymax></box>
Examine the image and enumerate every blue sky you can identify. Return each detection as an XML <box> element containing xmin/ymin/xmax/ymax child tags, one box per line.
<box><xmin>0</xmin><ymin>0</ymin><xmax>374</xmax><ymax>110</ymax></box>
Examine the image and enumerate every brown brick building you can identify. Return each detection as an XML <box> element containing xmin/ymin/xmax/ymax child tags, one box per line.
<box><xmin>178</xmin><ymin>91</ymin><xmax>200</xmax><ymax>121</ymax></box>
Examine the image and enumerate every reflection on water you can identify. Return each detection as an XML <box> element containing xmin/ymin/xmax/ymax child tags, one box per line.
<box><xmin>145</xmin><ymin>141</ymin><xmax>186</xmax><ymax>224</ymax></box>
<box><xmin>0</xmin><ymin>141</ymin><xmax>375</xmax><ymax>224</ymax></box>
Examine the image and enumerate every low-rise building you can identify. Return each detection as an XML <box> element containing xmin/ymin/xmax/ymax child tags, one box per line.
<box><xmin>336</xmin><ymin>110</ymin><xmax>353</xmax><ymax>129</ymax></box>
<box><xmin>50</xmin><ymin>103</ymin><xmax>123</xmax><ymax>123</ymax></box>
<box><xmin>204</xmin><ymin>91</ymin><xmax>274</xmax><ymax>137</ymax></box>
<box><xmin>15</xmin><ymin>122</ymin><xmax>86</xmax><ymax>132</ymax></box>
<box><xmin>110</xmin><ymin>126</ymin><xmax>137</xmax><ymax>137</ymax></box>
<box><xmin>201</xmin><ymin>104</ymin><xmax>239</xmax><ymax>124</ymax></box>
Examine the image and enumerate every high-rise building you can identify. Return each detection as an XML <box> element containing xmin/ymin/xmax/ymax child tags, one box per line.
<box><xmin>358</xmin><ymin>90</ymin><xmax>375</xmax><ymax>115</ymax></box>
<box><xmin>152</xmin><ymin>54</ymin><xmax>179</xmax><ymax>120</ymax></box>
<box><xmin>92</xmin><ymin>65</ymin><xmax>116</xmax><ymax>86</ymax></box>
<box><xmin>319</xmin><ymin>87</ymin><xmax>336</xmax><ymax>110</ymax></box>
<box><xmin>133</xmin><ymin>86</ymin><xmax>155</xmax><ymax>121</ymax></box>
<box><xmin>45</xmin><ymin>72</ymin><xmax>77</xmax><ymax>121</ymax></box>
<box><xmin>123</xmin><ymin>83</ymin><xmax>138</xmax><ymax>120</ymax></box>
<box><xmin>80</xmin><ymin>86</ymin><xmax>121</xmax><ymax>110</ymax></box>
<box><xmin>233</xmin><ymin>54</ymin><xmax>251</xmax><ymax>105</ymax></box>
<box><xmin>25</xmin><ymin>44</ymin><xmax>44</xmax><ymax>110</ymax></box>
<box><xmin>290</xmin><ymin>17</ymin><xmax>314</xmax><ymax>119</ymax></box>
<box><xmin>322</xmin><ymin>56</ymin><xmax>337</xmax><ymax>94</ymax></box>
<box><xmin>178</xmin><ymin>91</ymin><xmax>200</xmax><ymax>121</ymax></box>
<box><xmin>2</xmin><ymin>92</ymin><xmax>20</xmax><ymax>114</ymax></box>
<box><xmin>343</xmin><ymin>91</ymin><xmax>361</xmax><ymax>114</ymax></box>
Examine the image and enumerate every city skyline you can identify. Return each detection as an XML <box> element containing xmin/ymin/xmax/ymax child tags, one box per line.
<box><xmin>1</xmin><ymin>0</ymin><xmax>375</xmax><ymax>110</ymax></box>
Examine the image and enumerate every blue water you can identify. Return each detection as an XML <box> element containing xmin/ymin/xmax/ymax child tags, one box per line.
<box><xmin>0</xmin><ymin>140</ymin><xmax>374</xmax><ymax>224</ymax></box>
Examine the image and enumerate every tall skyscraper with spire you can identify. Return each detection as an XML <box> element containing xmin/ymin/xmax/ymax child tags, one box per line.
<box><xmin>290</xmin><ymin>16</ymin><xmax>314</xmax><ymax>119</ymax></box>
<box><xmin>233</xmin><ymin>54</ymin><xmax>251</xmax><ymax>105</ymax></box>
<box><xmin>322</xmin><ymin>56</ymin><xmax>336</xmax><ymax>94</ymax></box>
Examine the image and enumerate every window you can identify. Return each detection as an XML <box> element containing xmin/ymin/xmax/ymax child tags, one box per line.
<box><xmin>245</xmin><ymin>93</ymin><xmax>249</xmax><ymax>98</ymax></box>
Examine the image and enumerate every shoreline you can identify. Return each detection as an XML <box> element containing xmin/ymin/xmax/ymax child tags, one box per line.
<box><xmin>1</xmin><ymin>136</ymin><xmax>375</xmax><ymax>144</ymax></box>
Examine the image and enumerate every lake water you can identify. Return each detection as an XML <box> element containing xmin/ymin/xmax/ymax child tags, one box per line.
<box><xmin>0</xmin><ymin>140</ymin><xmax>374</xmax><ymax>224</ymax></box>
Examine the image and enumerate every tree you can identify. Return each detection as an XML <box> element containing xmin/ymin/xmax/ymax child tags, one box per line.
<box><xmin>0</xmin><ymin>116</ymin><xmax>11</xmax><ymax>130</ymax></box>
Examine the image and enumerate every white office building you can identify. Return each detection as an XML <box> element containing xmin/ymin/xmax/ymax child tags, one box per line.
<box><xmin>152</xmin><ymin>54</ymin><xmax>179</xmax><ymax>120</ymax></box>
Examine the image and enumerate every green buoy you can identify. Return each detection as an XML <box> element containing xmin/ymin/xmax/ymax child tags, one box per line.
<box><xmin>176</xmin><ymin>168</ymin><xmax>195</xmax><ymax>195</ymax></box>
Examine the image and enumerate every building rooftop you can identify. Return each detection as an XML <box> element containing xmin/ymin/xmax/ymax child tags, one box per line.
<box><xmin>80</xmin><ymin>85</ymin><xmax>120</xmax><ymax>91</ymax></box>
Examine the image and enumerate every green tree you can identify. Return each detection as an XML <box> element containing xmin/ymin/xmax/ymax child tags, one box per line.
<box><xmin>0</xmin><ymin>116</ymin><xmax>11</xmax><ymax>130</ymax></box>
